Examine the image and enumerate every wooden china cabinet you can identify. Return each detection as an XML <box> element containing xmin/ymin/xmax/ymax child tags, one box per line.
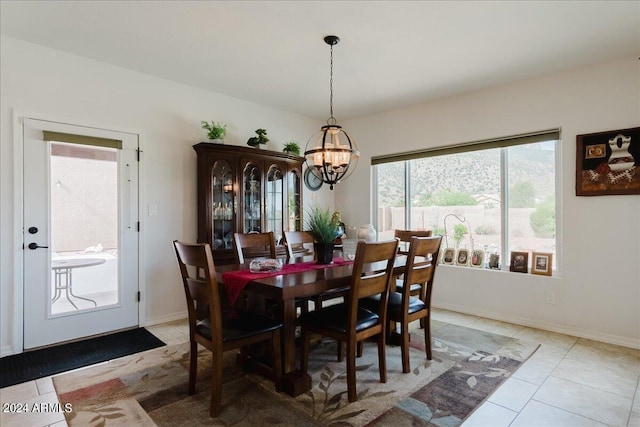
<box><xmin>193</xmin><ymin>142</ymin><xmax>303</xmax><ymax>265</ymax></box>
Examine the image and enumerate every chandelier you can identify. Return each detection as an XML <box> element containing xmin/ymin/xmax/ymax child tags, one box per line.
<box><xmin>304</xmin><ymin>35</ymin><xmax>359</xmax><ymax>190</ymax></box>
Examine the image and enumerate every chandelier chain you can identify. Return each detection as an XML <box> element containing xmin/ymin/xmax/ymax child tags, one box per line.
<box><xmin>329</xmin><ymin>43</ymin><xmax>334</xmax><ymax>122</ymax></box>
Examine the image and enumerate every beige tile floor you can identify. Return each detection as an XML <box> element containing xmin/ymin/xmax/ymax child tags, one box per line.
<box><xmin>2</xmin><ymin>308</ymin><xmax>639</xmax><ymax>427</ymax></box>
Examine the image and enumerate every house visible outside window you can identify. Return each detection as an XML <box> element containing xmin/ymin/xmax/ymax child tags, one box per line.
<box><xmin>373</xmin><ymin>130</ymin><xmax>559</xmax><ymax>271</ymax></box>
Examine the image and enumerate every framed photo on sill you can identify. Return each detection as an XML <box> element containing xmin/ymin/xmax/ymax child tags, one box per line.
<box><xmin>470</xmin><ymin>249</ymin><xmax>484</xmax><ymax>268</ymax></box>
<box><xmin>456</xmin><ymin>248</ymin><xmax>469</xmax><ymax>266</ymax></box>
<box><xmin>531</xmin><ymin>252</ymin><xmax>553</xmax><ymax>276</ymax></box>
<box><xmin>509</xmin><ymin>251</ymin><xmax>529</xmax><ymax>273</ymax></box>
<box><xmin>442</xmin><ymin>248</ymin><xmax>455</xmax><ymax>265</ymax></box>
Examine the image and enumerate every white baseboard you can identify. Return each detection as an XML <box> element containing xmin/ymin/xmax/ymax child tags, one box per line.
<box><xmin>143</xmin><ymin>310</ymin><xmax>187</xmax><ymax>327</ymax></box>
<box><xmin>433</xmin><ymin>302</ymin><xmax>640</xmax><ymax>350</ymax></box>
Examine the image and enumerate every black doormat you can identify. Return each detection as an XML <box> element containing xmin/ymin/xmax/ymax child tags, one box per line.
<box><xmin>0</xmin><ymin>328</ymin><xmax>165</xmax><ymax>388</ymax></box>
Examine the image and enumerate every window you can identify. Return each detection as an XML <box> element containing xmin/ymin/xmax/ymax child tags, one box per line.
<box><xmin>374</xmin><ymin>130</ymin><xmax>559</xmax><ymax>271</ymax></box>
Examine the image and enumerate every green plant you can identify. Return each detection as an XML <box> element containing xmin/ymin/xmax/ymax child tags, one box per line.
<box><xmin>304</xmin><ymin>206</ymin><xmax>339</xmax><ymax>243</ymax></box>
<box><xmin>201</xmin><ymin>120</ymin><xmax>226</xmax><ymax>140</ymax></box>
<box><xmin>530</xmin><ymin>197</ymin><xmax>555</xmax><ymax>238</ymax></box>
<box><xmin>420</xmin><ymin>189</ymin><xmax>479</xmax><ymax>206</ymax></box>
<box><xmin>475</xmin><ymin>224</ymin><xmax>497</xmax><ymax>235</ymax></box>
<box><xmin>432</xmin><ymin>225</ymin><xmax>445</xmax><ymax>237</ymax></box>
<box><xmin>509</xmin><ymin>181</ymin><xmax>536</xmax><ymax>208</ymax></box>
<box><xmin>247</xmin><ymin>128</ymin><xmax>269</xmax><ymax>147</ymax></box>
<box><xmin>282</xmin><ymin>141</ymin><xmax>301</xmax><ymax>155</ymax></box>
<box><xmin>453</xmin><ymin>224</ymin><xmax>468</xmax><ymax>247</ymax></box>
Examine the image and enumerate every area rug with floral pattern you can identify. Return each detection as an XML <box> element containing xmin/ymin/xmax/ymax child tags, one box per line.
<box><xmin>53</xmin><ymin>320</ymin><xmax>539</xmax><ymax>426</ymax></box>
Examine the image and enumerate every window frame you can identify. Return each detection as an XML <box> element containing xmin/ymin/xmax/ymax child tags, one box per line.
<box><xmin>372</xmin><ymin>129</ymin><xmax>561</xmax><ymax>274</ymax></box>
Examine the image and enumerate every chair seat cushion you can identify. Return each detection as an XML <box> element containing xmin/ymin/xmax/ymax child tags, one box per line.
<box><xmin>299</xmin><ymin>303</ymin><xmax>379</xmax><ymax>334</ymax></box>
<box><xmin>196</xmin><ymin>311</ymin><xmax>282</xmax><ymax>342</ymax></box>
<box><xmin>361</xmin><ymin>292</ymin><xmax>426</xmax><ymax>317</ymax></box>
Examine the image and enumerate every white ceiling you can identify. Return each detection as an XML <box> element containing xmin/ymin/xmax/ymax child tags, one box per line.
<box><xmin>1</xmin><ymin>1</ymin><xmax>639</xmax><ymax>121</ymax></box>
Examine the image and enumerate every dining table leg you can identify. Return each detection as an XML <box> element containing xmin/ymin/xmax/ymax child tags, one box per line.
<box><xmin>281</xmin><ymin>297</ymin><xmax>312</xmax><ymax>397</ymax></box>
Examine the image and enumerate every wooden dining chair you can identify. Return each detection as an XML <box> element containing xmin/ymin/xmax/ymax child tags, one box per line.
<box><xmin>232</xmin><ymin>231</ymin><xmax>277</xmax><ymax>264</ymax></box>
<box><xmin>283</xmin><ymin>230</ymin><xmax>348</xmax><ymax>312</ymax></box>
<box><xmin>173</xmin><ymin>240</ymin><xmax>283</xmax><ymax>416</ymax></box>
<box><xmin>395</xmin><ymin>229</ymin><xmax>433</xmax><ymax>255</ymax></box>
<box><xmin>361</xmin><ymin>235</ymin><xmax>442</xmax><ymax>373</ymax></box>
<box><xmin>393</xmin><ymin>229</ymin><xmax>433</xmax><ymax>327</ymax></box>
<box><xmin>299</xmin><ymin>239</ymin><xmax>399</xmax><ymax>402</ymax></box>
<box><xmin>283</xmin><ymin>230</ymin><xmax>314</xmax><ymax>258</ymax></box>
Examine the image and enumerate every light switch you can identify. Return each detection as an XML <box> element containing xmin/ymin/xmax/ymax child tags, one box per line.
<box><xmin>148</xmin><ymin>204</ymin><xmax>158</xmax><ymax>216</ymax></box>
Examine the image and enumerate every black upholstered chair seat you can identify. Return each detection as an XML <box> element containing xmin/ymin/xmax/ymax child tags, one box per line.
<box><xmin>361</xmin><ymin>292</ymin><xmax>426</xmax><ymax>317</ymax></box>
<box><xmin>196</xmin><ymin>312</ymin><xmax>282</xmax><ymax>342</ymax></box>
<box><xmin>299</xmin><ymin>303</ymin><xmax>380</xmax><ymax>333</ymax></box>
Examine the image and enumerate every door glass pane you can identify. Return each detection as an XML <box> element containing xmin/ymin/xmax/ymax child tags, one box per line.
<box><xmin>244</xmin><ymin>163</ymin><xmax>261</xmax><ymax>233</ymax></box>
<box><xmin>49</xmin><ymin>142</ymin><xmax>119</xmax><ymax>315</ymax></box>
<box><xmin>266</xmin><ymin>166</ymin><xmax>284</xmax><ymax>242</ymax></box>
<box><xmin>289</xmin><ymin>170</ymin><xmax>301</xmax><ymax>231</ymax></box>
<box><xmin>212</xmin><ymin>160</ymin><xmax>234</xmax><ymax>250</ymax></box>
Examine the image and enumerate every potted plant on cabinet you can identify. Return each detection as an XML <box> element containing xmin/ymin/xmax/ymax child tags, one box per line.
<box><xmin>282</xmin><ymin>141</ymin><xmax>301</xmax><ymax>156</ymax></box>
<box><xmin>305</xmin><ymin>206</ymin><xmax>340</xmax><ymax>264</ymax></box>
<box><xmin>247</xmin><ymin>128</ymin><xmax>269</xmax><ymax>148</ymax></box>
<box><xmin>201</xmin><ymin>121</ymin><xmax>227</xmax><ymax>143</ymax></box>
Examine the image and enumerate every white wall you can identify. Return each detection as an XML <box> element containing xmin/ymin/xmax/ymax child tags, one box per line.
<box><xmin>338</xmin><ymin>57</ymin><xmax>640</xmax><ymax>348</ymax></box>
<box><xmin>0</xmin><ymin>35</ymin><xmax>334</xmax><ymax>355</ymax></box>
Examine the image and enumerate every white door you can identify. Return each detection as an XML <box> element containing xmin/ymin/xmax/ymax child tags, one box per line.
<box><xmin>23</xmin><ymin>118</ymin><xmax>139</xmax><ymax>349</ymax></box>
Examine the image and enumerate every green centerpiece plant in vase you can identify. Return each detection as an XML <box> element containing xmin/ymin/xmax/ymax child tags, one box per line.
<box><xmin>305</xmin><ymin>206</ymin><xmax>339</xmax><ymax>264</ymax></box>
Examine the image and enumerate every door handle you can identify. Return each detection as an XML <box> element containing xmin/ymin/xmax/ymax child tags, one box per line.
<box><xmin>27</xmin><ymin>242</ymin><xmax>49</xmax><ymax>250</ymax></box>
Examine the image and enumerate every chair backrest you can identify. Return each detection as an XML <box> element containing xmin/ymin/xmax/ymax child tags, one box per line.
<box><xmin>395</xmin><ymin>229</ymin><xmax>433</xmax><ymax>254</ymax></box>
<box><xmin>232</xmin><ymin>232</ymin><xmax>277</xmax><ymax>264</ymax></box>
<box><xmin>283</xmin><ymin>231</ymin><xmax>315</xmax><ymax>259</ymax></box>
<box><xmin>173</xmin><ymin>240</ymin><xmax>223</xmax><ymax>343</ymax></box>
<box><xmin>346</xmin><ymin>239</ymin><xmax>399</xmax><ymax>329</ymax></box>
<box><xmin>402</xmin><ymin>236</ymin><xmax>442</xmax><ymax>307</ymax></box>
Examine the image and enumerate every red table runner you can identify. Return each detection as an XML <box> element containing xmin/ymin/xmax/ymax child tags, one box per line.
<box><xmin>221</xmin><ymin>258</ymin><xmax>353</xmax><ymax>305</ymax></box>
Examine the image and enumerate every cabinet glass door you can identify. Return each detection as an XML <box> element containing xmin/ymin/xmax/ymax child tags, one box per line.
<box><xmin>289</xmin><ymin>169</ymin><xmax>301</xmax><ymax>231</ymax></box>
<box><xmin>211</xmin><ymin>160</ymin><xmax>234</xmax><ymax>249</ymax></box>
<box><xmin>266</xmin><ymin>165</ymin><xmax>284</xmax><ymax>242</ymax></box>
<box><xmin>243</xmin><ymin>163</ymin><xmax>261</xmax><ymax>233</ymax></box>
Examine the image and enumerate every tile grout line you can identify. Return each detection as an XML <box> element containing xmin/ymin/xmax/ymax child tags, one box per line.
<box><xmin>627</xmin><ymin>375</ymin><xmax>640</xmax><ymax>427</ymax></box>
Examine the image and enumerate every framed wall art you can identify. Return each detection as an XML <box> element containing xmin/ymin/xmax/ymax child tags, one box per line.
<box><xmin>531</xmin><ymin>252</ymin><xmax>553</xmax><ymax>276</ymax></box>
<box><xmin>509</xmin><ymin>251</ymin><xmax>529</xmax><ymax>273</ymax></box>
<box><xmin>576</xmin><ymin>127</ymin><xmax>640</xmax><ymax>196</ymax></box>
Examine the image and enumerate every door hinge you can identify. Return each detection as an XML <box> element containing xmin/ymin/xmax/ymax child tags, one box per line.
<box><xmin>136</xmin><ymin>149</ymin><xmax>142</xmax><ymax>162</ymax></box>
<box><xmin>137</xmin><ymin>221</ymin><xmax>140</xmax><ymax>232</ymax></box>
<box><xmin>137</xmin><ymin>291</ymin><xmax>141</xmax><ymax>302</ymax></box>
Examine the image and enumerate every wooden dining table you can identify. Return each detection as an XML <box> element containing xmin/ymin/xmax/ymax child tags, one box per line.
<box><xmin>215</xmin><ymin>254</ymin><xmax>409</xmax><ymax>397</ymax></box>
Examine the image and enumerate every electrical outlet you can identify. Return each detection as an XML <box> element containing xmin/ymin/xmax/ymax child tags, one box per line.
<box><xmin>545</xmin><ymin>291</ymin><xmax>556</xmax><ymax>305</ymax></box>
